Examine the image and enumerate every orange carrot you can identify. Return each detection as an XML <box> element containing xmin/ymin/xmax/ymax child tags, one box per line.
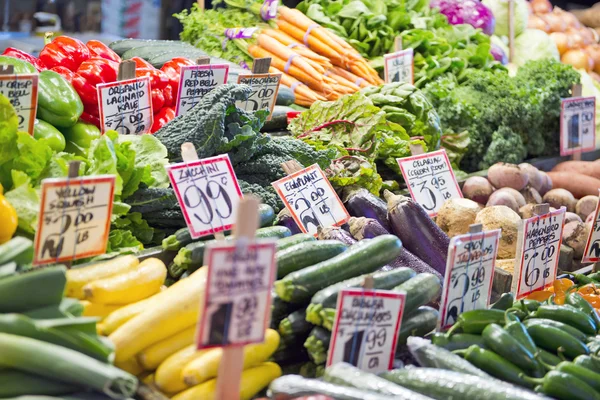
<box><xmin>303</xmin><ymin>57</ymin><xmax>326</xmax><ymax>74</ymax></box>
<box><xmin>325</xmin><ymin>70</ymin><xmax>360</xmax><ymax>92</ymax></box>
<box><xmin>276</xmin><ymin>20</ymin><xmax>344</xmax><ymax>66</ymax></box>
<box><xmin>331</xmin><ymin>67</ymin><xmax>371</xmax><ymax>88</ymax></box>
<box><xmin>263</xmin><ymin>28</ymin><xmax>334</xmax><ymax>65</ymax></box>
<box><xmin>269</xmin><ymin>67</ymin><xmax>326</xmax><ymax>102</ymax></box>
<box><xmin>256</xmin><ymin>34</ymin><xmax>323</xmax><ymax>79</ymax></box>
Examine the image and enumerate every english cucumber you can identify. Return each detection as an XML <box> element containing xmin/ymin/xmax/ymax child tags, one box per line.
<box><xmin>275</xmin><ymin>235</ymin><xmax>403</xmax><ymax>304</ymax></box>
<box><xmin>122</xmin><ymin>44</ymin><xmax>196</xmax><ymax>61</ymax></box>
<box><xmin>396</xmin><ymin>306</ymin><xmax>439</xmax><ymax>346</ymax></box>
<box><xmin>109</xmin><ymin>39</ymin><xmax>191</xmax><ymax>55</ymax></box>
<box><xmin>395</xmin><ymin>273</ymin><xmax>442</xmax><ymax>315</ymax></box>
<box><xmin>276</xmin><ymin>241</ymin><xmax>348</xmax><ymax>279</ymax></box>
<box><xmin>269</xmin><ymin>375</ymin><xmax>399</xmax><ymax>400</ymax></box>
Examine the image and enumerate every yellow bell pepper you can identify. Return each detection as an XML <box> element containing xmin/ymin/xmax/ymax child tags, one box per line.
<box><xmin>0</xmin><ymin>183</ymin><xmax>17</xmax><ymax>244</ymax></box>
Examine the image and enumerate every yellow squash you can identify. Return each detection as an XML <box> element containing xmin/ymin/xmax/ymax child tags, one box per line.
<box><xmin>0</xmin><ymin>183</ymin><xmax>17</xmax><ymax>244</ymax></box>
<box><xmin>137</xmin><ymin>325</ymin><xmax>196</xmax><ymax>370</ymax></box>
<box><xmin>115</xmin><ymin>356</ymin><xmax>144</xmax><ymax>376</ymax></box>
<box><xmin>80</xmin><ymin>301</ymin><xmax>122</xmax><ymax>319</ymax></box>
<box><xmin>66</xmin><ymin>255</ymin><xmax>139</xmax><ymax>299</ymax></box>
<box><xmin>142</xmin><ymin>373</ymin><xmax>155</xmax><ymax>385</ymax></box>
<box><xmin>182</xmin><ymin>329</ymin><xmax>280</xmax><ymax>386</ymax></box>
<box><xmin>155</xmin><ymin>344</ymin><xmax>206</xmax><ymax>394</ymax></box>
<box><xmin>83</xmin><ymin>257</ymin><xmax>167</xmax><ymax>305</ymax></box>
<box><xmin>109</xmin><ymin>267</ymin><xmax>208</xmax><ymax>363</ymax></box>
<box><xmin>172</xmin><ymin>362</ymin><xmax>282</xmax><ymax>400</ymax></box>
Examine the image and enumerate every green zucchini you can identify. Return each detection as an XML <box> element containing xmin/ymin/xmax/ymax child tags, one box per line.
<box><xmin>395</xmin><ymin>273</ymin><xmax>442</xmax><ymax>315</ymax></box>
<box><xmin>276</xmin><ymin>240</ymin><xmax>348</xmax><ymax>279</ymax></box>
<box><xmin>270</xmin><ymin>291</ymin><xmax>301</xmax><ymax>330</ymax></box>
<box><xmin>276</xmin><ymin>85</ymin><xmax>296</xmax><ymax>106</ymax></box>
<box><xmin>396</xmin><ymin>306</ymin><xmax>439</xmax><ymax>346</ymax></box>
<box><xmin>299</xmin><ymin>362</ymin><xmax>318</xmax><ymax>378</ymax></box>
<box><xmin>323</xmin><ymin>362</ymin><xmax>432</xmax><ymax>399</ymax></box>
<box><xmin>0</xmin><ymin>266</ymin><xmax>66</xmax><ymax>313</ymax></box>
<box><xmin>0</xmin><ymin>369</ymin><xmax>77</xmax><ymax>397</ymax></box>
<box><xmin>109</xmin><ymin>39</ymin><xmax>192</xmax><ymax>55</ymax></box>
<box><xmin>304</xmin><ymin>326</ymin><xmax>331</xmax><ymax>364</ymax></box>
<box><xmin>174</xmin><ymin>226</ymin><xmax>291</xmax><ymax>271</ymax></box>
<box><xmin>381</xmin><ymin>368</ymin><xmax>548</xmax><ymax>400</ymax></box>
<box><xmin>275</xmin><ymin>235</ymin><xmax>403</xmax><ymax>304</ymax></box>
<box><xmin>162</xmin><ymin>227</ymin><xmax>195</xmax><ymax>251</ymax></box>
<box><xmin>307</xmin><ymin>267</ymin><xmax>417</xmax><ymax>329</ymax></box>
<box><xmin>261</xmin><ymin>106</ymin><xmax>294</xmax><ymax>132</ymax></box>
<box><xmin>276</xmin><ymin>233</ymin><xmax>315</xmax><ymax>251</ymax></box>
<box><xmin>0</xmin><ymin>333</ymin><xmax>137</xmax><ymax>397</ymax></box>
<box><xmin>270</xmin><ymin>335</ymin><xmax>310</xmax><ymax>365</ymax></box>
<box><xmin>168</xmin><ymin>261</ymin><xmax>187</xmax><ymax>279</ymax></box>
<box><xmin>0</xmin><ymin>236</ymin><xmax>33</xmax><ymax>265</ymax></box>
<box><xmin>279</xmin><ymin>309</ymin><xmax>313</xmax><ymax>341</ymax></box>
<box><xmin>269</xmin><ymin>375</ymin><xmax>399</xmax><ymax>400</ymax></box>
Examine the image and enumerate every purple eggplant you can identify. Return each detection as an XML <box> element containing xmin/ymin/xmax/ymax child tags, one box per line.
<box><xmin>384</xmin><ymin>190</ymin><xmax>449</xmax><ymax>276</ymax></box>
<box><xmin>317</xmin><ymin>226</ymin><xmax>357</xmax><ymax>245</ymax></box>
<box><xmin>275</xmin><ymin>208</ymin><xmax>302</xmax><ymax>235</ymax></box>
<box><xmin>342</xmin><ymin>186</ymin><xmax>390</xmax><ymax>231</ymax></box>
<box><xmin>348</xmin><ymin>217</ymin><xmax>389</xmax><ymax>240</ymax></box>
<box><xmin>381</xmin><ymin>248</ymin><xmax>443</xmax><ymax>280</ymax></box>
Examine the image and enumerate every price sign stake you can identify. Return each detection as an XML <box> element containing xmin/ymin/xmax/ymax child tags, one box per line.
<box><xmin>582</xmin><ymin>189</ymin><xmax>600</xmax><ymax>263</ymax></box>
<box><xmin>98</xmin><ymin>60</ymin><xmax>153</xmax><ymax>135</ymax></box>
<box><xmin>236</xmin><ymin>57</ymin><xmax>281</xmax><ymax>120</ymax></box>
<box><xmin>0</xmin><ymin>65</ymin><xmax>38</xmax><ymax>134</ymax></box>
<box><xmin>383</xmin><ymin>47</ymin><xmax>413</xmax><ymax>84</ymax></box>
<box><xmin>272</xmin><ymin>160</ymin><xmax>350</xmax><ymax>236</ymax></box>
<box><xmin>327</xmin><ymin>286</ymin><xmax>406</xmax><ymax>373</ymax></box>
<box><xmin>33</xmin><ymin>162</ymin><xmax>115</xmax><ymax>266</ymax></box>
<box><xmin>560</xmin><ymin>84</ymin><xmax>595</xmax><ymax>158</ymax></box>
<box><xmin>512</xmin><ymin>204</ymin><xmax>566</xmax><ymax>300</ymax></box>
<box><xmin>397</xmin><ymin>149</ymin><xmax>463</xmax><ymax>217</ymax></box>
<box><xmin>175</xmin><ymin>56</ymin><xmax>229</xmax><ymax>117</ymax></box>
<box><xmin>167</xmin><ymin>143</ymin><xmax>243</xmax><ymax>238</ymax></box>
<box><xmin>438</xmin><ymin>224</ymin><xmax>501</xmax><ymax>330</ymax></box>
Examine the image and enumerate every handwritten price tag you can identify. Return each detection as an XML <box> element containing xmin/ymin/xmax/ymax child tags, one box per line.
<box><xmin>582</xmin><ymin>190</ymin><xmax>600</xmax><ymax>263</ymax></box>
<box><xmin>439</xmin><ymin>229</ymin><xmax>501</xmax><ymax>330</ymax></box>
<box><xmin>383</xmin><ymin>49</ymin><xmax>414</xmax><ymax>84</ymax></box>
<box><xmin>0</xmin><ymin>73</ymin><xmax>38</xmax><ymax>134</ymax></box>
<box><xmin>176</xmin><ymin>64</ymin><xmax>229</xmax><ymax>116</ymax></box>
<box><xmin>560</xmin><ymin>97</ymin><xmax>596</xmax><ymax>156</ymax></box>
<box><xmin>327</xmin><ymin>289</ymin><xmax>405</xmax><ymax>373</ymax></box>
<box><xmin>512</xmin><ymin>207</ymin><xmax>566</xmax><ymax>300</ymax></box>
<box><xmin>272</xmin><ymin>164</ymin><xmax>350</xmax><ymax>236</ymax></box>
<box><xmin>33</xmin><ymin>175</ymin><xmax>115</xmax><ymax>266</ymax></box>
<box><xmin>167</xmin><ymin>154</ymin><xmax>243</xmax><ymax>239</ymax></box>
<box><xmin>397</xmin><ymin>149</ymin><xmax>463</xmax><ymax>217</ymax></box>
<box><xmin>98</xmin><ymin>77</ymin><xmax>153</xmax><ymax>135</ymax></box>
<box><xmin>236</xmin><ymin>73</ymin><xmax>281</xmax><ymax>120</ymax></box>
<box><xmin>197</xmin><ymin>239</ymin><xmax>277</xmax><ymax>349</ymax></box>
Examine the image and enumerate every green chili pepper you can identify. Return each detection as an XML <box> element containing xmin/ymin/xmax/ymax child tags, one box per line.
<box><xmin>553</xmin><ymin>361</ymin><xmax>600</xmax><ymax>392</ymax></box>
<box><xmin>445</xmin><ymin>309</ymin><xmax>506</xmax><ymax>335</ymax></box>
<box><xmin>37</xmin><ymin>70</ymin><xmax>83</xmax><ymax>128</ymax></box>
<box><xmin>506</xmin><ymin>307</ymin><xmax>528</xmax><ymax>321</ymax></box>
<box><xmin>534</xmin><ymin>304</ymin><xmax>597</xmax><ymax>336</ymax></box>
<box><xmin>458</xmin><ymin>345</ymin><xmax>534</xmax><ymax>389</ymax></box>
<box><xmin>513</xmin><ymin>299</ymin><xmax>542</xmax><ymax>312</ymax></box>
<box><xmin>588</xmin><ymin>272</ymin><xmax>600</xmax><ymax>282</ymax></box>
<box><xmin>482</xmin><ymin>323</ymin><xmax>541</xmax><ymax>374</ymax></box>
<box><xmin>491</xmin><ymin>292</ymin><xmax>514</xmax><ymax>311</ymax></box>
<box><xmin>575</xmin><ymin>273</ymin><xmax>594</xmax><ymax>285</ymax></box>
<box><xmin>505</xmin><ymin>318</ymin><xmax>538</xmax><ymax>356</ymax></box>
<box><xmin>567</xmin><ymin>292</ymin><xmax>600</xmax><ymax>330</ymax></box>
<box><xmin>526</xmin><ymin>323</ymin><xmax>590</xmax><ymax>359</ymax></box>
<box><xmin>574</xmin><ymin>355</ymin><xmax>600</xmax><ymax>374</ymax></box>
<box><xmin>523</xmin><ymin>318</ymin><xmax>589</xmax><ymax>343</ymax></box>
<box><xmin>537</xmin><ymin>347</ymin><xmax>562</xmax><ymax>369</ymax></box>
<box><xmin>431</xmin><ymin>332</ymin><xmax>486</xmax><ymax>351</ymax></box>
<box><xmin>526</xmin><ymin>371</ymin><xmax>600</xmax><ymax>400</ymax></box>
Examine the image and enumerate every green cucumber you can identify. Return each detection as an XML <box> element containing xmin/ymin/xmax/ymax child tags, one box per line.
<box><xmin>396</xmin><ymin>306</ymin><xmax>439</xmax><ymax>346</ymax></box>
<box><xmin>148</xmin><ymin>50</ymin><xmax>210</xmax><ymax>68</ymax></box>
<box><xmin>276</xmin><ymin>241</ymin><xmax>348</xmax><ymax>279</ymax></box>
<box><xmin>279</xmin><ymin>309</ymin><xmax>313</xmax><ymax>342</ymax></box>
<box><xmin>306</xmin><ymin>267</ymin><xmax>417</xmax><ymax>329</ymax></box>
<box><xmin>276</xmin><ymin>233</ymin><xmax>315</xmax><ymax>251</ymax></box>
<box><xmin>0</xmin><ymin>237</ymin><xmax>33</xmax><ymax>266</ymax></box>
<box><xmin>395</xmin><ymin>273</ymin><xmax>442</xmax><ymax>315</ymax></box>
<box><xmin>109</xmin><ymin>39</ymin><xmax>192</xmax><ymax>56</ymax></box>
<box><xmin>122</xmin><ymin>44</ymin><xmax>196</xmax><ymax>61</ymax></box>
<box><xmin>304</xmin><ymin>326</ymin><xmax>331</xmax><ymax>364</ymax></box>
<box><xmin>381</xmin><ymin>368</ymin><xmax>548</xmax><ymax>400</ymax></box>
<box><xmin>324</xmin><ymin>362</ymin><xmax>432</xmax><ymax>399</ymax></box>
<box><xmin>261</xmin><ymin>106</ymin><xmax>294</xmax><ymax>132</ymax></box>
<box><xmin>276</xmin><ymin>85</ymin><xmax>296</xmax><ymax>106</ymax></box>
<box><xmin>0</xmin><ymin>266</ymin><xmax>66</xmax><ymax>313</ymax></box>
<box><xmin>269</xmin><ymin>375</ymin><xmax>400</xmax><ymax>400</ymax></box>
<box><xmin>259</xmin><ymin>203</ymin><xmax>276</xmax><ymax>227</ymax></box>
<box><xmin>275</xmin><ymin>235</ymin><xmax>402</xmax><ymax>304</ymax></box>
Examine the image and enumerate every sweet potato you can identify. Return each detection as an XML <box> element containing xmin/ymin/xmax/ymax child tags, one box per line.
<box><xmin>552</xmin><ymin>161</ymin><xmax>600</xmax><ymax>180</ymax></box>
<box><xmin>546</xmin><ymin>172</ymin><xmax>600</xmax><ymax>199</ymax></box>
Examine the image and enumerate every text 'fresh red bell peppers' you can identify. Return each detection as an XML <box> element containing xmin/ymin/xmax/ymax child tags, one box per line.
<box><xmin>151</xmin><ymin>107</ymin><xmax>176</xmax><ymax>133</ymax></box>
<box><xmin>40</xmin><ymin>36</ymin><xmax>90</xmax><ymax>72</ymax></box>
<box><xmin>86</xmin><ymin>40</ymin><xmax>121</xmax><ymax>63</ymax></box>
<box><xmin>1</xmin><ymin>48</ymin><xmax>47</xmax><ymax>71</ymax></box>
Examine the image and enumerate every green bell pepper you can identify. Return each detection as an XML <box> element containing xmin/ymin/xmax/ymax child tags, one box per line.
<box><xmin>37</xmin><ymin>70</ymin><xmax>83</xmax><ymax>128</ymax></box>
<box><xmin>33</xmin><ymin>119</ymin><xmax>66</xmax><ymax>152</ymax></box>
<box><xmin>0</xmin><ymin>56</ymin><xmax>37</xmax><ymax>74</ymax></box>
<box><xmin>61</xmin><ymin>122</ymin><xmax>101</xmax><ymax>156</ymax></box>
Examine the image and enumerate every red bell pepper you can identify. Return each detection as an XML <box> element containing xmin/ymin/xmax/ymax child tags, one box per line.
<box><xmin>161</xmin><ymin>57</ymin><xmax>195</xmax><ymax>97</ymax></box>
<box><xmin>50</xmin><ymin>66</ymin><xmax>96</xmax><ymax>107</ymax></box>
<box><xmin>130</xmin><ymin>57</ymin><xmax>169</xmax><ymax>90</ymax></box>
<box><xmin>39</xmin><ymin>36</ymin><xmax>90</xmax><ymax>72</ymax></box>
<box><xmin>80</xmin><ymin>109</ymin><xmax>101</xmax><ymax>128</ymax></box>
<box><xmin>163</xmin><ymin>84</ymin><xmax>174</xmax><ymax>107</ymax></box>
<box><xmin>1</xmin><ymin>47</ymin><xmax>47</xmax><ymax>71</ymax></box>
<box><xmin>151</xmin><ymin>88</ymin><xmax>165</xmax><ymax>112</ymax></box>
<box><xmin>151</xmin><ymin>107</ymin><xmax>176</xmax><ymax>133</ymax></box>
<box><xmin>86</xmin><ymin>40</ymin><xmax>121</xmax><ymax>63</ymax></box>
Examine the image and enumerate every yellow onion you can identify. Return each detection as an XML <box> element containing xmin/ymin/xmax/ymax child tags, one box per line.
<box><xmin>550</xmin><ymin>31</ymin><xmax>572</xmax><ymax>55</ymax></box>
<box><xmin>531</xmin><ymin>0</ymin><xmax>552</xmax><ymax>14</ymax></box>
<box><xmin>566</xmin><ymin>27</ymin><xmax>586</xmax><ymax>48</ymax></box>
<box><xmin>585</xmin><ymin>44</ymin><xmax>600</xmax><ymax>73</ymax></box>
<box><xmin>562</xmin><ymin>48</ymin><xmax>594</xmax><ymax>71</ymax></box>
<box><xmin>528</xmin><ymin>15</ymin><xmax>550</xmax><ymax>32</ymax></box>
<box><xmin>554</xmin><ymin>7</ymin><xmax>581</xmax><ymax>28</ymax></box>
<box><xmin>540</xmin><ymin>13</ymin><xmax>566</xmax><ymax>32</ymax></box>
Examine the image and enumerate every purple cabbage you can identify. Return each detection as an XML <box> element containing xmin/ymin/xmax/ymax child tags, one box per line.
<box><xmin>430</xmin><ymin>0</ymin><xmax>495</xmax><ymax>35</ymax></box>
<box><xmin>490</xmin><ymin>43</ymin><xmax>508</xmax><ymax>65</ymax></box>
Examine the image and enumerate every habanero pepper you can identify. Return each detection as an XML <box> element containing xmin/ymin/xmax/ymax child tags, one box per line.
<box><xmin>39</xmin><ymin>36</ymin><xmax>90</xmax><ymax>72</ymax></box>
<box><xmin>1</xmin><ymin>48</ymin><xmax>47</xmax><ymax>71</ymax></box>
<box><xmin>86</xmin><ymin>40</ymin><xmax>121</xmax><ymax>63</ymax></box>
<box><xmin>160</xmin><ymin>57</ymin><xmax>195</xmax><ymax>96</ymax></box>
<box><xmin>150</xmin><ymin>107</ymin><xmax>175</xmax><ymax>133</ymax></box>
<box><xmin>481</xmin><ymin>323</ymin><xmax>541</xmax><ymax>375</ymax></box>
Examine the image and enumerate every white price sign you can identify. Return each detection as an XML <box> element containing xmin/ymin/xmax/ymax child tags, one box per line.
<box><xmin>512</xmin><ymin>207</ymin><xmax>566</xmax><ymax>300</ymax></box>
<box><xmin>0</xmin><ymin>73</ymin><xmax>38</xmax><ymax>134</ymax></box>
<box><xmin>327</xmin><ymin>289</ymin><xmax>405</xmax><ymax>373</ymax></box>
<box><xmin>236</xmin><ymin>73</ymin><xmax>281</xmax><ymax>120</ymax></box>
<box><xmin>196</xmin><ymin>240</ymin><xmax>277</xmax><ymax>349</ymax></box>
<box><xmin>175</xmin><ymin>64</ymin><xmax>229</xmax><ymax>116</ymax></box>
<box><xmin>582</xmin><ymin>190</ymin><xmax>600</xmax><ymax>263</ymax></box>
<box><xmin>383</xmin><ymin>49</ymin><xmax>413</xmax><ymax>84</ymax></box>
<box><xmin>439</xmin><ymin>229</ymin><xmax>501</xmax><ymax>330</ymax></box>
<box><xmin>272</xmin><ymin>164</ymin><xmax>350</xmax><ymax>236</ymax></box>
<box><xmin>98</xmin><ymin>77</ymin><xmax>153</xmax><ymax>135</ymax></box>
<box><xmin>397</xmin><ymin>149</ymin><xmax>463</xmax><ymax>217</ymax></box>
<box><xmin>33</xmin><ymin>175</ymin><xmax>115</xmax><ymax>266</ymax></box>
<box><xmin>167</xmin><ymin>154</ymin><xmax>243</xmax><ymax>239</ymax></box>
<box><xmin>560</xmin><ymin>96</ymin><xmax>596</xmax><ymax>156</ymax></box>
